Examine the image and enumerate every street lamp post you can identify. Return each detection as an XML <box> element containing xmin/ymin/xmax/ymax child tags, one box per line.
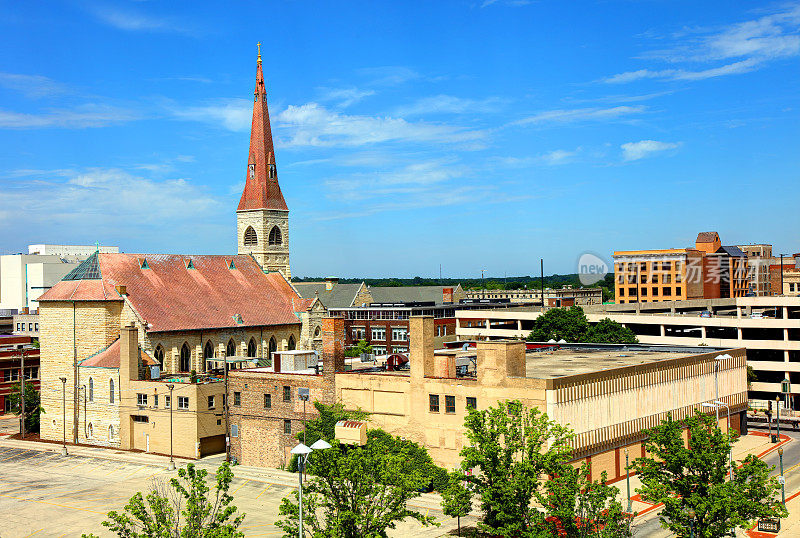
<box><xmin>714</xmin><ymin>400</ymin><xmax>734</xmax><ymax>477</ymax></box>
<box><xmin>712</xmin><ymin>354</ymin><xmax>732</xmax><ymax>426</ymax></box>
<box><xmin>778</xmin><ymin>447</ymin><xmax>785</xmax><ymax>506</ymax></box>
<box><xmin>775</xmin><ymin>396</ymin><xmax>781</xmax><ymax>444</ymax></box>
<box><xmin>625</xmin><ymin>448</ymin><xmax>632</xmax><ymax>513</ymax></box>
<box><xmin>166</xmin><ymin>384</ymin><xmax>175</xmax><ymax>470</ymax></box>
<box><xmin>59</xmin><ymin>377</ymin><xmax>68</xmax><ymax>456</ymax></box>
<box><xmin>291</xmin><ymin>439</ymin><xmax>331</xmax><ymax>538</ymax></box>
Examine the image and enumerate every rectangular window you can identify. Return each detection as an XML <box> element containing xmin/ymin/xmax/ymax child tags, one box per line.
<box><xmin>651</xmin><ymin>287</ymin><xmax>658</xmax><ymax>296</ymax></box>
<box><xmin>663</xmin><ymin>287</ymin><xmax>672</xmax><ymax>296</ymax></box>
<box><xmin>466</xmin><ymin>397</ymin><xmax>477</xmax><ymax>410</ymax></box>
<box><xmin>641</xmin><ymin>288</ymin><xmax>647</xmax><ymax>296</ymax></box>
<box><xmin>391</xmin><ymin>328</ymin><xmax>408</xmax><ymax>341</ymax></box>
<box><xmin>264</xmin><ymin>393</ymin><xmax>272</xmax><ymax>408</ymax></box>
<box><xmin>392</xmin><ymin>346</ymin><xmax>408</xmax><ymax>354</ymax></box>
<box><xmin>429</xmin><ymin>394</ymin><xmax>440</xmax><ymax>413</ymax></box>
<box><xmin>618</xmin><ymin>288</ymin><xmax>624</xmax><ymax>296</ymax></box>
<box><xmin>153</xmin><ymin>395</ymin><xmax>159</xmax><ymax>408</ymax></box>
<box><xmin>371</xmin><ymin>327</ymin><xmax>386</xmax><ymax>340</ymax></box>
<box><xmin>132</xmin><ymin>415</ymin><xmax>149</xmax><ymax>423</ymax></box>
<box><xmin>234</xmin><ymin>392</ymin><xmax>241</xmax><ymax>406</ymax></box>
<box><xmin>177</xmin><ymin>396</ymin><xmax>189</xmax><ymax>410</ymax></box>
<box><xmin>34</xmin><ymin>323</ymin><xmax>38</xmax><ymax>331</ymax></box>
<box><xmin>231</xmin><ymin>424</ymin><xmax>239</xmax><ymax>438</ymax></box>
<box><xmin>445</xmin><ymin>395</ymin><xmax>456</xmax><ymax>414</ymax></box>
<box><xmin>283</xmin><ymin>386</ymin><xmax>291</xmax><ymax>402</ymax></box>
<box><xmin>165</xmin><ymin>396</ymin><xmax>171</xmax><ymax>409</ymax></box>
<box><xmin>628</xmin><ymin>287</ymin><xmax>637</xmax><ymax>296</ymax></box>
<box><xmin>372</xmin><ymin>346</ymin><xmax>386</xmax><ymax>355</ymax></box>
<box><xmin>137</xmin><ymin>393</ymin><xmax>147</xmax><ymax>406</ymax></box>
<box><xmin>651</xmin><ymin>274</ymin><xmax>658</xmax><ymax>284</ymax></box>
<box><xmin>675</xmin><ymin>286</ymin><xmax>682</xmax><ymax>296</ymax></box>
<box><xmin>208</xmin><ymin>395</ymin><xmax>215</xmax><ymax>409</ymax></box>
<box><xmin>283</xmin><ymin>419</ymin><xmax>291</xmax><ymax>434</ymax></box>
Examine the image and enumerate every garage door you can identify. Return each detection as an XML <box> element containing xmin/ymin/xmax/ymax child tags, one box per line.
<box><xmin>199</xmin><ymin>434</ymin><xmax>225</xmax><ymax>456</ymax></box>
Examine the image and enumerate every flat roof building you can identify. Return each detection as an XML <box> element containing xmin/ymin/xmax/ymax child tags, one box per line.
<box><xmin>229</xmin><ymin>316</ymin><xmax>746</xmax><ymax>477</ymax></box>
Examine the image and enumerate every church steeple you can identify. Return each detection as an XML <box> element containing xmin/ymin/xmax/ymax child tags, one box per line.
<box><xmin>237</xmin><ymin>43</ymin><xmax>287</xmax><ymax>212</ymax></box>
<box><xmin>237</xmin><ymin>44</ymin><xmax>291</xmax><ymax>278</ymax></box>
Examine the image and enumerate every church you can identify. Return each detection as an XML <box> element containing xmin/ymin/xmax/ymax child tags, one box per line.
<box><xmin>36</xmin><ymin>48</ymin><xmax>316</xmax><ymax>457</ymax></box>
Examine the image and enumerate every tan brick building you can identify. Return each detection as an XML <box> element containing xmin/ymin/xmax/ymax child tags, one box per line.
<box><xmin>37</xmin><ymin>252</ymin><xmax>302</xmax><ymax>457</ymax></box>
<box><xmin>229</xmin><ymin>315</ymin><xmax>747</xmax><ymax>479</ymax></box>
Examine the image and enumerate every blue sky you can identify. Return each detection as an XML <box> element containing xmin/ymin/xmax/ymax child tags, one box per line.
<box><xmin>1</xmin><ymin>1</ymin><xmax>798</xmax><ymax>278</ymax></box>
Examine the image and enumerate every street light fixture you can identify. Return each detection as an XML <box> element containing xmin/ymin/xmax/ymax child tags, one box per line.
<box><xmin>59</xmin><ymin>377</ymin><xmax>68</xmax><ymax>456</ymax></box>
<box><xmin>778</xmin><ymin>447</ymin><xmax>785</xmax><ymax>506</ymax></box>
<box><xmin>712</xmin><ymin>354</ymin><xmax>732</xmax><ymax>426</ymax></box>
<box><xmin>291</xmin><ymin>439</ymin><xmax>331</xmax><ymax>538</ymax></box>
<box><xmin>624</xmin><ymin>448</ymin><xmax>632</xmax><ymax>513</ymax></box>
<box><xmin>687</xmin><ymin>508</ymin><xmax>696</xmax><ymax>538</ymax></box>
<box><xmin>775</xmin><ymin>395</ymin><xmax>781</xmax><ymax>444</ymax></box>
<box><xmin>702</xmin><ymin>402</ymin><xmax>734</xmax><ymax>479</ymax></box>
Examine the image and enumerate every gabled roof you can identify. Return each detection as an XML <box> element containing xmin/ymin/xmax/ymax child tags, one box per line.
<box><xmin>237</xmin><ymin>50</ymin><xmax>287</xmax><ymax>212</ymax></box>
<box><xmin>294</xmin><ymin>282</ymin><xmax>364</xmax><ymax>309</ymax></box>
<box><xmin>40</xmin><ymin>253</ymin><xmax>301</xmax><ymax>332</ymax></box>
<box><xmin>368</xmin><ymin>285</ymin><xmax>456</xmax><ymax>305</ymax></box>
<box><xmin>696</xmin><ymin>231</ymin><xmax>720</xmax><ymax>243</ymax></box>
<box><xmin>80</xmin><ymin>338</ymin><xmax>158</xmax><ymax>368</ymax></box>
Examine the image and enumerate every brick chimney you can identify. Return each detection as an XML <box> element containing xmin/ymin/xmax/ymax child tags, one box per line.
<box><xmin>476</xmin><ymin>340</ymin><xmax>525</xmax><ymax>386</ymax></box>
<box><xmin>325</xmin><ymin>277</ymin><xmax>339</xmax><ymax>291</ymax></box>
<box><xmin>321</xmin><ymin>316</ymin><xmax>345</xmax><ymax>401</ymax></box>
<box><xmin>442</xmin><ymin>287</ymin><xmax>454</xmax><ymax>304</ymax></box>
<box><xmin>410</xmin><ymin>316</ymin><xmax>435</xmax><ymax>380</ymax></box>
<box><xmin>120</xmin><ymin>322</ymin><xmax>139</xmax><ymax>381</ymax></box>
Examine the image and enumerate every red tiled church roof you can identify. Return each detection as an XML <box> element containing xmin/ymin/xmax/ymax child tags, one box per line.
<box><xmin>80</xmin><ymin>338</ymin><xmax>158</xmax><ymax>368</ymax></box>
<box><xmin>40</xmin><ymin>253</ymin><xmax>301</xmax><ymax>333</ymax></box>
<box><xmin>237</xmin><ymin>48</ymin><xmax>288</xmax><ymax>212</ymax></box>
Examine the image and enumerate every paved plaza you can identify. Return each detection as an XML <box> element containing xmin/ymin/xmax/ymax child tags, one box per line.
<box><xmin>0</xmin><ymin>441</ymin><xmax>467</xmax><ymax>538</ymax></box>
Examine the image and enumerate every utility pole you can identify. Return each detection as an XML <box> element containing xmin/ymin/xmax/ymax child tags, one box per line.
<box><xmin>19</xmin><ymin>346</ymin><xmax>26</xmax><ymax>439</ymax></box>
<box><xmin>167</xmin><ymin>384</ymin><xmax>175</xmax><ymax>470</ymax></box>
<box><xmin>540</xmin><ymin>259</ymin><xmax>544</xmax><ymax>308</ymax></box>
<box><xmin>59</xmin><ymin>377</ymin><xmax>68</xmax><ymax>456</ymax></box>
<box><xmin>224</xmin><ymin>357</ymin><xmax>230</xmax><ymax>462</ymax></box>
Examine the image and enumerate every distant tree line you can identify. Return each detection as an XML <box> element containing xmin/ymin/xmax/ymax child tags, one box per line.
<box><xmin>292</xmin><ymin>273</ymin><xmax>616</xmax><ymax>301</ymax></box>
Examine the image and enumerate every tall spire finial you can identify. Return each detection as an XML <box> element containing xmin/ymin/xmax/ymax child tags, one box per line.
<box><xmin>257</xmin><ymin>42</ymin><xmax>262</xmax><ymax>64</ymax></box>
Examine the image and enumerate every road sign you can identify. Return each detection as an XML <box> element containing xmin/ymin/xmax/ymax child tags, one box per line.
<box><xmin>757</xmin><ymin>519</ymin><xmax>780</xmax><ymax>532</ymax></box>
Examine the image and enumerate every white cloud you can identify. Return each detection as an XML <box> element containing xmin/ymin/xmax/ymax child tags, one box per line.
<box><xmin>171</xmin><ymin>98</ymin><xmax>252</xmax><ymax>131</ymax></box>
<box><xmin>621</xmin><ymin>140</ymin><xmax>680</xmax><ymax>161</ymax></box>
<box><xmin>318</xmin><ymin>87</ymin><xmax>375</xmax><ymax>108</ymax></box>
<box><xmin>395</xmin><ymin>94</ymin><xmax>506</xmax><ymax>116</ymax></box>
<box><xmin>481</xmin><ymin>0</ymin><xmax>533</xmax><ymax>7</ymax></box>
<box><xmin>0</xmin><ymin>104</ymin><xmax>138</xmax><ymax>129</ymax></box>
<box><xmin>89</xmin><ymin>7</ymin><xmax>192</xmax><ymax>34</ymax></box>
<box><xmin>0</xmin><ymin>72</ymin><xmax>67</xmax><ymax>98</ymax></box>
<box><xmin>357</xmin><ymin>66</ymin><xmax>420</xmax><ymax>86</ymax></box>
<box><xmin>512</xmin><ymin>105</ymin><xmax>645</xmax><ymax>126</ymax></box>
<box><xmin>540</xmin><ymin>149</ymin><xmax>578</xmax><ymax>165</ymax></box>
<box><xmin>605</xmin><ymin>5</ymin><xmax>800</xmax><ymax>83</ymax></box>
<box><xmin>0</xmin><ymin>168</ymin><xmax>220</xmax><ymax>234</ymax></box>
<box><xmin>276</xmin><ymin>102</ymin><xmax>485</xmax><ymax>148</ymax></box>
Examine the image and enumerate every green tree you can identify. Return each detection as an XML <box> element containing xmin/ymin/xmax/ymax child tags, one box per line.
<box><xmin>344</xmin><ymin>339</ymin><xmax>373</xmax><ymax>357</ymax></box>
<box><xmin>288</xmin><ymin>401</ymin><xmax>369</xmax><ymax>473</ymax></box>
<box><xmin>585</xmin><ymin>318</ymin><xmax>638</xmax><ymax>344</ymax></box>
<box><xmin>367</xmin><ymin>429</ymin><xmax>449</xmax><ymax>492</ymax></box>
<box><xmin>89</xmin><ymin>462</ymin><xmax>244</xmax><ymax>537</ymax></box>
<box><xmin>527</xmin><ymin>306</ymin><xmax>590</xmax><ymax>342</ymax></box>
<box><xmin>459</xmin><ymin>400</ymin><xmax>629</xmax><ymax>537</ymax></box>
<box><xmin>544</xmin><ymin>462</ymin><xmax>632</xmax><ymax>537</ymax></box>
<box><xmin>633</xmin><ymin>412</ymin><xmax>787</xmax><ymax>537</ymax></box>
<box><xmin>441</xmin><ymin>472</ymin><xmax>472</xmax><ymax>537</ymax></box>
<box><xmin>7</xmin><ymin>381</ymin><xmax>43</xmax><ymax>433</ymax></box>
<box><xmin>276</xmin><ymin>436</ymin><xmax>437</xmax><ymax>537</ymax></box>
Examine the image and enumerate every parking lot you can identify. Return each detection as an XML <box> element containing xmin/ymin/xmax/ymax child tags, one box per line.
<box><xmin>0</xmin><ymin>444</ymin><xmax>462</xmax><ymax>538</ymax></box>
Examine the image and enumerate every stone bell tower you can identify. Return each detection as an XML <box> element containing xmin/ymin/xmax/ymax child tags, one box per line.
<box><xmin>237</xmin><ymin>43</ymin><xmax>291</xmax><ymax>278</ymax></box>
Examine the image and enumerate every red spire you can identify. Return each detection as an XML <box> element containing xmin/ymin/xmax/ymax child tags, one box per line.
<box><xmin>237</xmin><ymin>44</ymin><xmax>288</xmax><ymax>211</ymax></box>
